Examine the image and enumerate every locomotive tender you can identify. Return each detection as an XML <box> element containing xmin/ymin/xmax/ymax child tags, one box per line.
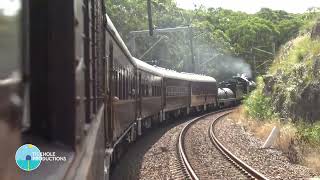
<box><xmin>0</xmin><ymin>1</ymin><xmax>246</xmax><ymax>179</ymax></box>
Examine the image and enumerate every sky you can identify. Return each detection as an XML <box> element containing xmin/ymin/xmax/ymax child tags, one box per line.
<box><xmin>0</xmin><ymin>0</ymin><xmax>20</xmax><ymax>16</ymax></box>
<box><xmin>175</xmin><ymin>0</ymin><xmax>320</xmax><ymax>14</ymax></box>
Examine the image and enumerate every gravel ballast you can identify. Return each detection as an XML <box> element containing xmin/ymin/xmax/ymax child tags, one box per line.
<box><xmin>110</xmin><ymin>118</ymin><xmax>190</xmax><ymax>180</ymax></box>
<box><xmin>214</xmin><ymin>115</ymin><xmax>320</xmax><ymax>180</ymax></box>
<box><xmin>183</xmin><ymin>111</ymin><xmax>248</xmax><ymax>180</ymax></box>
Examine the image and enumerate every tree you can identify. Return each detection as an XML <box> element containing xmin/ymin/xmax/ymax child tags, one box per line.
<box><xmin>105</xmin><ymin>0</ymin><xmax>309</xmax><ymax>80</ymax></box>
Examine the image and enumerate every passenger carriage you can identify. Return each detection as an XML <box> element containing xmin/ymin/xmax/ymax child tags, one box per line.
<box><xmin>133</xmin><ymin>58</ymin><xmax>163</xmax><ymax>134</ymax></box>
<box><xmin>0</xmin><ymin>1</ymin><xmax>230</xmax><ymax>179</ymax></box>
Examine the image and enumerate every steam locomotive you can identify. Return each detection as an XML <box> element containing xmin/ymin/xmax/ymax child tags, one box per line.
<box><xmin>0</xmin><ymin>1</ymin><xmax>252</xmax><ymax>180</ymax></box>
<box><xmin>218</xmin><ymin>74</ymin><xmax>256</xmax><ymax>107</ymax></box>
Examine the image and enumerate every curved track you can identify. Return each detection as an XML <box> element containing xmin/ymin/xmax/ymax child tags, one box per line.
<box><xmin>178</xmin><ymin>109</ymin><xmax>269</xmax><ymax>180</ymax></box>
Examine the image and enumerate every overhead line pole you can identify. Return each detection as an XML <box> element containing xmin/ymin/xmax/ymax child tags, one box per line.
<box><xmin>139</xmin><ymin>36</ymin><xmax>168</xmax><ymax>59</ymax></box>
<box><xmin>147</xmin><ymin>0</ymin><xmax>153</xmax><ymax>36</ymax></box>
<box><xmin>251</xmin><ymin>46</ymin><xmax>275</xmax><ymax>77</ymax></box>
<box><xmin>189</xmin><ymin>26</ymin><xmax>195</xmax><ymax>73</ymax></box>
<box><xmin>129</xmin><ymin>26</ymin><xmax>190</xmax><ymax>36</ymax></box>
<box><xmin>129</xmin><ymin>26</ymin><xmax>196</xmax><ymax>72</ymax></box>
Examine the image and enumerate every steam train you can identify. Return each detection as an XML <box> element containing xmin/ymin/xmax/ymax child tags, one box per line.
<box><xmin>218</xmin><ymin>74</ymin><xmax>256</xmax><ymax>107</ymax></box>
<box><xmin>0</xmin><ymin>1</ymin><xmax>251</xmax><ymax>180</ymax></box>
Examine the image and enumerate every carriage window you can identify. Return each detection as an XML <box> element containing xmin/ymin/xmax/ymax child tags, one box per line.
<box><xmin>151</xmin><ymin>85</ymin><xmax>153</xmax><ymax>96</ymax></box>
<box><xmin>121</xmin><ymin>69</ymin><xmax>124</xmax><ymax>100</ymax></box>
<box><xmin>126</xmin><ymin>72</ymin><xmax>129</xmax><ymax>99</ymax></box>
<box><xmin>143</xmin><ymin>78</ymin><xmax>146</xmax><ymax>97</ymax></box>
<box><xmin>120</xmin><ymin>68</ymin><xmax>124</xmax><ymax>99</ymax></box>
<box><xmin>155</xmin><ymin>85</ymin><xmax>157</xmax><ymax>96</ymax></box>
<box><xmin>119</xmin><ymin>70</ymin><xmax>122</xmax><ymax>99</ymax></box>
<box><xmin>141</xmin><ymin>83</ymin><xmax>144</xmax><ymax>96</ymax></box>
<box><xmin>149</xmin><ymin>84</ymin><xmax>152</xmax><ymax>97</ymax></box>
<box><xmin>123</xmin><ymin>69</ymin><xmax>126</xmax><ymax>99</ymax></box>
<box><xmin>144</xmin><ymin>78</ymin><xmax>147</xmax><ymax>97</ymax></box>
<box><xmin>152</xmin><ymin>85</ymin><xmax>155</xmax><ymax>96</ymax></box>
<box><xmin>129</xmin><ymin>72</ymin><xmax>131</xmax><ymax>99</ymax></box>
<box><xmin>119</xmin><ymin>69</ymin><xmax>122</xmax><ymax>99</ymax></box>
<box><xmin>128</xmin><ymin>73</ymin><xmax>131</xmax><ymax>99</ymax></box>
<box><xmin>122</xmin><ymin>68</ymin><xmax>125</xmax><ymax>99</ymax></box>
<box><xmin>116</xmin><ymin>70</ymin><xmax>119</xmax><ymax>98</ymax></box>
<box><xmin>141</xmin><ymin>76</ymin><xmax>143</xmax><ymax>96</ymax></box>
<box><xmin>130</xmin><ymin>74</ymin><xmax>133</xmax><ymax>99</ymax></box>
<box><xmin>128</xmin><ymin>74</ymin><xmax>131</xmax><ymax>99</ymax></box>
<box><xmin>132</xmin><ymin>74</ymin><xmax>134</xmax><ymax>95</ymax></box>
<box><xmin>156</xmin><ymin>85</ymin><xmax>158</xmax><ymax>96</ymax></box>
<box><xmin>114</xmin><ymin>67</ymin><xmax>118</xmax><ymax>98</ymax></box>
<box><xmin>113</xmin><ymin>68</ymin><xmax>116</xmax><ymax>97</ymax></box>
<box><xmin>130</xmin><ymin>74</ymin><xmax>132</xmax><ymax>99</ymax></box>
<box><xmin>145</xmin><ymin>83</ymin><xmax>147</xmax><ymax>96</ymax></box>
<box><xmin>145</xmin><ymin>83</ymin><xmax>149</xmax><ymax>97</ymax></box>
<box><xmin>166</xmin><ymin>86</ymin><xmax>187</xmax><ymax>96</ymax></box>
<box><xmin>125</xmin><ymin>69</ymin><xmax>128</xmax><ymax>99</ymax></box>
<box><xmin>141</xmin><ymin>83</ymin><xmax>143</xmax><ymax>96</ymax></box>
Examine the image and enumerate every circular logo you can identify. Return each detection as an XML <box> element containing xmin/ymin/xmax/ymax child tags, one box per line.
<box><xmin>15</xmin><ymin>144</ymin><xmax>42</xmax><ymax>171</ymax></box>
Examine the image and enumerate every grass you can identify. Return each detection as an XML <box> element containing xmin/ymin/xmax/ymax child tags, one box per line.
<box><xmin>270</xmin><ymin>35</ymin><xmax>320</xmax><ymax>78</ymax></box>
<box><xmin>229</xmin><ymin>107</ymin><xmax>295</xmax><ymax>150</ymax></box>
<box><xmin>229</xmin><ymin>106</ymin><xmax>320</xmax><ymax>172</ymax></box>
<box><xmin>305</xmin><ymin>151</ymin><xmax>320</xmax><ymax>172</ymax></box>
<box><xmin>241</xmin><ymin>18</ymin><xmax>320</xmax><ymax>172</ymax></box>
<box><xmin>298</xmin><ymin>121</ymin><xmax>320</xmax><ymax>145</ymax></box>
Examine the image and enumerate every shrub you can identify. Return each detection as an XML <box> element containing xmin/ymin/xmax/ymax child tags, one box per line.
<box><xmin>244</xmin><ymin>77</ymin><xmax>274</xmax><ymax>120</ymax></box>
<box><xmin>298</xmin><ymin>121</ymin><xmax>320</xmax><ymax>145</ymax></box>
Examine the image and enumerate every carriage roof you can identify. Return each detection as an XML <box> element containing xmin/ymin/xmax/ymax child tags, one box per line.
<box><xmin>106</xmin><ymin>14</ymin><xmax>216</xmax><ymax>84</ymax></box>
<box><xmin>133</xmin><ymin>57</ymin><xmax>216</xmax><ymax>83</ymax></box>
<box><xmin>133</xmin><ymin>57</ymin><xmax>163</xmax><ymax>76</ymax></box>
<box><xmin>155</xmin><ymin>67</ymin><xmax>216</xmax><ymax>83</ymax></box>
<box><xmin>105</xmin><ymin>14</ymin><xmax>136</xmax><ymax>66</ymax></box>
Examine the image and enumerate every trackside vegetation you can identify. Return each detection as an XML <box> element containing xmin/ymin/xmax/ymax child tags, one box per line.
<box><xmin>244</xmin><ymin>17</ymin><xmax>320</xmax><ymax>170</ymax></box>
<box><xmin>244</xmin><ymin>35</ymin><xmax>320</xmax><ymax>144</ymax></box>
<box><xmin>106</xmin><ymin>0</ymin><xmax>319</xmax><ymax>80</ymax></box>
<box><xmin>245</xmin><ymin>33</ymin><xmax>320</xmax><ymax>145</ymax></box>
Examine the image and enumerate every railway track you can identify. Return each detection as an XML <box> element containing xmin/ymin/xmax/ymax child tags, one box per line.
<box><xmin>178</xmin><ymin>109</ymin><xmax>269</xmax><ymax>180</ymax></box>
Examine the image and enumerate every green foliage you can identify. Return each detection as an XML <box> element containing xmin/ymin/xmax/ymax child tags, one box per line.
<box><xmin>105</xmin><ymin>1</ymin><xmax>318</xmax><ymax>79</ymax></box>
<box><xmin>298</xmin><ymin>122</ymin><xmax>320</xmax><ymax>145</ymax></box>
<box><xmin>244</xmin><ymin>77</ymin><xmax>274</xmax><ymax>120</ymax></box>
<box><xmin>247</xmin><ymin>35</ymin><xmax>320</xmax><ymax>120</ymax></box>
<box><xmin>256</xmin><ymin>8</ymin><xmax>303</xmax><ymax>44</ymax></box>
<box><xmin>245</xmin><ymin>16</ymin><xmax>320</xmax><ymax>144</ymax></box>
<box><xmin>268</xmin><ymin>37</ymin><xmax>320</xmax><ymax>120</ymax></box>
<box><xmin>270</xmin><ymin>35</ymin><xmax>320</xmax><ymax>79</ymax></box>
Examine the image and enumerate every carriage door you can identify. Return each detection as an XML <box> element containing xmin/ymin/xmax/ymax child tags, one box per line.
<box><xmin>106</xmin><ymin>40</ymin><xmax>114</xmax><ymax>145</ymax></box>
<box><xmin>0</xmin><ymin>2</ymin><xmax>23</xmax><ymax>178</ymax></box>
<box><xmin>163</xmin><ymin>79</ymin><xmax>166</xmax><ymax>107</ymax></box>
<box><xmin>74</xmin><ymin>0</ymin><xmax>86</xmax><ymax>143</ymax></box>
<box><xmin>138</xmin><ymin>73</ymin><xmax>142</xmax><ymax>118</ymax></box>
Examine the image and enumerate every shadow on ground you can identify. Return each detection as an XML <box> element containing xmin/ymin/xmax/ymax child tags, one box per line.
<box><xmin>110</xmin><ymin>116</ymin><xmax>194</xmax><ymax>180</ymax></box>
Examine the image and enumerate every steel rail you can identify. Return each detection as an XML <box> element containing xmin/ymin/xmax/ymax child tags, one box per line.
<box><xmin>177</xmin><ymin>108</ymin><xmax>233</xmax><ymax>180</ymax></box>
<box><xmin>209</xmin><ymin>112</ymin><xmax>269</xmax><ymax>180</ymax></box>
